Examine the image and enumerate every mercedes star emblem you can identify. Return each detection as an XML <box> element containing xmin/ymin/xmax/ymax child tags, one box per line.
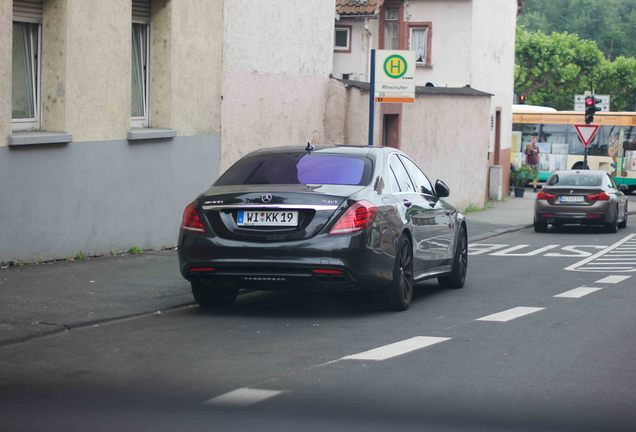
<box><xmin>262</xmin><ymin>193</ymin><xmax>273</xmax><ymax>203</ymax></box>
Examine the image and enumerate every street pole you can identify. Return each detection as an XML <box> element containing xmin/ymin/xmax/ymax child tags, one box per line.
<box><xmin>368</xmin><ymin>49</ymin><xmax>375</xmax><ymax>146</ymax></box>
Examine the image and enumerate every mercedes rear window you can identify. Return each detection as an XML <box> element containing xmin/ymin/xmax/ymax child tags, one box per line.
<box><xmin>547</xmin><ymin>173</ymin><xmax>602</xmax><ymax>187</ymax></box>
<box><xmin>215</xmin><ymin>153</ymin><xmax>373</xmax><ymax>186</ymax></box>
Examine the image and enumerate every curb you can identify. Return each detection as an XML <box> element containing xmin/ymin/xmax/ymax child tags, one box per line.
<box><xmin>468</xmin><ymin>225</ymin><xmax>532</xmax><ymax>243</ymax></box>
<box><xmin>0</xmin><ymin>302</ymin><xmax>195</xmax><ymax>348</ymax></box>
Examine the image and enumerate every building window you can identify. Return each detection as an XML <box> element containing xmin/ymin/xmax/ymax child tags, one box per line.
<box><xmin>131</xmin><ymin>22</ymin><xmax>149</xmax><ymax>126</ymax></box>
<box><xmin>384</xmin><ymin>7</ymin><xmax>400</xmax><ymax>50</ymax></box>
<box><xmin>408</xmin><ymin>23</ymin><xmax>432</xmax><ymax>65</ymax></box>
<box><xmin>12</xmin><ymin>22</ymin><xmax>40</xmax><ymax>130</ymax></box>
<box><xmin>334</xmin><ymin>26</ymin><xmax>351</xmax><ymax>52</ymax></box>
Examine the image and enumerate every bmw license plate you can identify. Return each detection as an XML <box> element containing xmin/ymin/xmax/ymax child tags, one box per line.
<box><xmin>237</xmin><ymin>210</ymin><xmax>298</xmax><ymax>226</ymax></box>
<box><xmin>559</xmin><ymin>195</ymin><xmax>584</xmax><ymax>203</ymax></box>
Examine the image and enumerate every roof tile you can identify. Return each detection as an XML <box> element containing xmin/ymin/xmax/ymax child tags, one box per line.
<box><xmin>336</xmin><ymin>0</ymin><xmax>383</xmax><ymax>17</ymax></box>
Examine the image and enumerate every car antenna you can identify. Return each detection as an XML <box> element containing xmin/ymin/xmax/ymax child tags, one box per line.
<box><xmin>305</xmin><ymin>142</ymin><xmax>314</xmax><ymax>153</ymax></box>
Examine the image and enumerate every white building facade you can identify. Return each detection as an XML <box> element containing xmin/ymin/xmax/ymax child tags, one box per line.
<box><xmin>333</xmin><ymin>0</ymin><xmax>520</xmax><ymax>191</ymax></box>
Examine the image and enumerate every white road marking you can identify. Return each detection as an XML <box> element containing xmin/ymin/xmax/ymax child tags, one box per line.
<box><xmin>204</xmin><ymin>388</ymin><xmax>284</xmax><ymax>407</ymax></box>
<box><xmin>595</xmin><ymin>275</ymin><xmax>631</xmax><ymax>284</ymax></box>
<box><xmin>476</xmin><ymin>307</ymin><xmax>545</xmax><ymax>322</ymax></box>
<box><xmin>565</xmin><ymin>234</ymin><xmax>636</xmax><ymax>272</ymax></box>
<box><xmin>544</xmin><ymin>245</ymin><xmax>606</xmax><ymax>257</ymax></box>
<box><xmin>554</xmin><ymin>287</ymin><xmax>602</xmax><ymax>298</ymax></box>
<box><xmin>468</xmin><ymin>244</ymin><xmax>510</xmax><ymax>255</ymax></box>
<box><xmin>340</xmin><ymin>336</ymin><xmax>450</xmax><ymax>361</ymax></box>
<box><xmin>469</xmin><ymin>244</ymin><xmax>605</xmax><ymax>257</ymax></box>
<box><xmin>491</xmin><ymin>245</ymin><xmax>560</xmax><ymax>256</ymax></box>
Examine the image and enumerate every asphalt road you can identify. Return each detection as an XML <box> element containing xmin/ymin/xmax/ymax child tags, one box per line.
<box><xmin>1</xmin><ymin>224</ymin><xmax>635</xmax><ymax>431</ymax></box>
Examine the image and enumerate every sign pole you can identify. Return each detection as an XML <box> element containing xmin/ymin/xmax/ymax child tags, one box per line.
<box><xmin>584</xmin><ymin>146</ymin><xmax>588</xmax><ymax>169</ymax></box>
<box><xmin>368</xmin><ymin>49</ymin><xmax>375</xmax><ymax>146</ymax></box>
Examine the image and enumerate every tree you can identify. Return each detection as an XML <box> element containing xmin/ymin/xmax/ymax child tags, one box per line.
<box><xmin>596</xmin><ymin>56</ymin><xmax>636</xmax><ymax>111</ymax></box>
<box><xmin>515</xmin><ymin>28</ymin><xmax>605</xmax><ymax>109</ymax></box>
<box><xmin>518</xmin><ymin>0</ymin><xmax>636</xmax><ymax>60</ymax></box>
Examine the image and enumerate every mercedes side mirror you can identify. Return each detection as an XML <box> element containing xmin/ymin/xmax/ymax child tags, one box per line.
<box><xmin>434</xmin><ymin>180</ymin><xmax>450</xmax><ymax>198</ymax></box>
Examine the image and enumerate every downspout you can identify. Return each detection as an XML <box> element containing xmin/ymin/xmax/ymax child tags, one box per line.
<box><xmin>365</xmin><ymin>18</ymin><xmax>372</xmax><ymax>81</ymax></box>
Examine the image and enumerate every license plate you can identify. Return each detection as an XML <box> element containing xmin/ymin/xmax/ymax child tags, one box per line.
<box><xmin>237</xmin><ymin>210</ymin><xmax>298</xmax><ymax>226</ymax></box>
<box><xmin>559</xmin><ymin>195</ymin><xmax>584</xmax><ymax>203</ymax></box>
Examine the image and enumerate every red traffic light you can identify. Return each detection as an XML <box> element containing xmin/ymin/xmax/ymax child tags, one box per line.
<box><xmin>519</xmin><ymin>94</ymin><xmax>525</xmax><ymax>104</ymax></box>
<box><xmin>585</xmin><ymin>96</ymin><xmax>594</xmax><ymax>106</ymax></box>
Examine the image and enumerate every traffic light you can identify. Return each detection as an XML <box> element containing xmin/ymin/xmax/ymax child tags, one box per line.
<box><xmin>585</xmin><ymin>95</ymin><xmax>601</xmax><ymax>124</ymax></box>
<box><xmin>519</xmin><ymin>94</ymin><xmax>525</xmax><ymax>104</ymax></box>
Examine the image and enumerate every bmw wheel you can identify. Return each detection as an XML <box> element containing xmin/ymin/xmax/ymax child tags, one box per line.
<box><xmin>606</xmin><ymin>207</ymin><xmax>619</xmax><ymax>233</ymax></box>
<box><xmin>534</xmin><ymin>219</ymin><xmax>548</xmax><ymax>233</ymax></box>
<box><xmin>618</xmin><ymin>204</ymin><xmax>628</xmax><ymax>229</ymax></box>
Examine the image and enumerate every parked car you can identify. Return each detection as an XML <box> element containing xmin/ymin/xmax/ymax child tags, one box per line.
<box><xmin>534</xmin><ymin>169</ymin><xmax>629</xmax><ymax>233</ymax></box>
<box><xmin>178</xmin><ymin>145</ymin><xmax>467</xmax><ymax>311</ymax></box>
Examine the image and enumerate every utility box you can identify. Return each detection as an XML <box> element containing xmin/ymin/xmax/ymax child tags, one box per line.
<box><xmin>489</xmin><ymin>165</ymin><xmax>503</xmax><ymax>201</ymax></box>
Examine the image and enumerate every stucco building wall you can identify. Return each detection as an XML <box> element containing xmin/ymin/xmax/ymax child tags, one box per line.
<box><xmin>332</xmin><ymin>19</ymin><xmax>378</xmax><ymax>81</ymax></box>
<box><xmin>406</xmin><ymin>0</ymin><xmax>473</xmax><ymax>87</ymax></box>
<box><xmin>400</xmin><ymin>94</ymin><xmax>491</xmax><ymax>210</ymax></box>
<box><xmin>471</xmin><ymin>0</ymin><xmax>517</xmax><ymax>155</ymax></box>
<box><xmin>0</xmin><ymin>0</ymin><xmax>224</xmax><ymax>263</ymax></box>
<box><xmin>220</xmin><ymin>0</ymin><xmax>335</xmax><ymax>170</ymax></box>
<box><xmin>324</xmin><ymin>80</ymin><xmax>491</xmax><ymax>210</ymax></box>
<box><xmin>0</xmin><ymin>0</ymin><xmax>11</xmax><ymax>145</ymax></box>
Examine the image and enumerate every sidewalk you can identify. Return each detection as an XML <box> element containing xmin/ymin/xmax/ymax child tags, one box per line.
<box><xmin>0</xmin><ymin>193</ymin><xmax>537</xmax><ymax>347</ymax></box>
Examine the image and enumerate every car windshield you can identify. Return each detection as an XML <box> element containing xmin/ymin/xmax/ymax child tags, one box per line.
<box><xmin>547</xmin><ymin>173</ymin><xmax>602</xmax><ymax>187</ymax></box>
<box><xmin>215</xmin><ymin>153</ymin><xmax>373</xmax><ymax>186</ymax></box>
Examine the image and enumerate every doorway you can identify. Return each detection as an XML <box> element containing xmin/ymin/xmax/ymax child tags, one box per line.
<box><xmin>382</xmin><ymin>114</ymin><xmax>400</xmax><ymax>148</ymax></box>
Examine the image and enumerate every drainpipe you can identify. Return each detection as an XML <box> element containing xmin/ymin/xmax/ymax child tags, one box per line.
<box><xmin>365</xmin><ymin>18</ymin><xmax>372</xmax><ymax>81</ymax></box>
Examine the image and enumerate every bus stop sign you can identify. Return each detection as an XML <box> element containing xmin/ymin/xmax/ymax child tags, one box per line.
<box><xmin>574</xmin><ymin>124</ymin><xmax>600</xmax><ymax>147</ymax></box>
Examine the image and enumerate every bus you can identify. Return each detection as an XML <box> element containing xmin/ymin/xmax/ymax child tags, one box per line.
<box><xmin>512</xmin><ymin>105</ymin><xmax>636</xmax><ymax>193</ymax></box>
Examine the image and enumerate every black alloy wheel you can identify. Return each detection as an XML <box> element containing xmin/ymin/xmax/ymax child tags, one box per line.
<box><xmin>385</xmin><ymin>235</ymin><xmax>414</xmax><ymax>311</ymax></box>
<box><xmin>191</xmin><ymin>282</ymin><xmax>239</xmax><ymax>309</ymax></box>
<box><xmin>438</xmin><ymin>225</ymin><xmax>468</xmax><ymax>289</ymax></box>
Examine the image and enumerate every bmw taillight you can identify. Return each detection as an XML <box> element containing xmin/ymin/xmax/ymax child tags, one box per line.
<box><xmin>182</xmin><ymin>202</ymin><xmax>206</xmax><ymax>233</ymax></box>
<box><xmin>586</xmin><ymin>192</ymin><xmax>609</xmax><ymax>201</ymax></box>
<box><xmin>536</xmin><ymin>190</ymin><xmax>556</xmax><ymax>200</ymax></box>
<box><xmin>329</xmin><ymin>201</ymin><xmax>377</xmax><ymax>235</ymax></box>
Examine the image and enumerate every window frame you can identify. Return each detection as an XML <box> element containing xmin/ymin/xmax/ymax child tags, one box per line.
<box><xmin>408</xmin><ymin>22</ymin><xmax>432</xmax><ymax>66</ymax></box>
<box><xmin>11</xmin><ymin>20</ymin><xmax>41</xmax><ymax>131</ymax></box>
<box><xmin>131</xmin><ymin>19</ymin><xmax>150</xmax><ymax>128</ymax></box>
<box><xmin>379</xmin><ymin>1</ymin><xmax>404</xmax><ymax>50</ymax></box>
<box><xmin>334</xmin><ymin>25</ymin><xmax>352</xmax><ymax>53</ymax></box>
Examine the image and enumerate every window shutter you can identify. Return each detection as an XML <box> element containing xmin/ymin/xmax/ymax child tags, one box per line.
<box><xmin>132</xmin><ymin>0</ymin><xmax>151</xmax><ymax>23</ymax></box>
<box><xmin>13</xmin><ymin>0</ymin><xmax>43</xmax><ymax>23</ymax></box>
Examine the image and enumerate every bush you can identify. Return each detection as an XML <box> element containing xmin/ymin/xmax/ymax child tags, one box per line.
<box><xmin>510</xmin><ymin>164</ymin><xmax>536</xmax><ymax>187</ymax></box>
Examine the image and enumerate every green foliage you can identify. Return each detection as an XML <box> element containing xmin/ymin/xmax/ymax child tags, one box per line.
<box><xmin>515</xmin><ymin>28</ymin><xmax>604</xmax><ymax>109</ymax></box>
<box><xmin>463</xmin><ymin>200</ymin><xmax>496</xmax><ymax>215</ymax></box>
<box><xmin>516</xmin><ymin>1</ymin><xmax>636</xmax><ymax>111</ymax></box>
<box><xmin>510</xmin><ymin>165</ymin><xmax>536</xmax><ymax>187</ymax></box>
<box><xmin>596</xmin><ymin>56</ymin><xmax>636</xmax><ymax>111</ymax></box>
<box><xmin>519</xmin><ymin>0</ymin><xmax>636</xmax><ymax>60</ymax></box>
<box><xmin>74</xmin><ymin>251</ymin><xmax>86</xmax><ymax>260</ymax></box>
<box><xmin>128</xmin><ymin>246</ymin><xmax>144</xmax><ymax>255</ymax></box>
